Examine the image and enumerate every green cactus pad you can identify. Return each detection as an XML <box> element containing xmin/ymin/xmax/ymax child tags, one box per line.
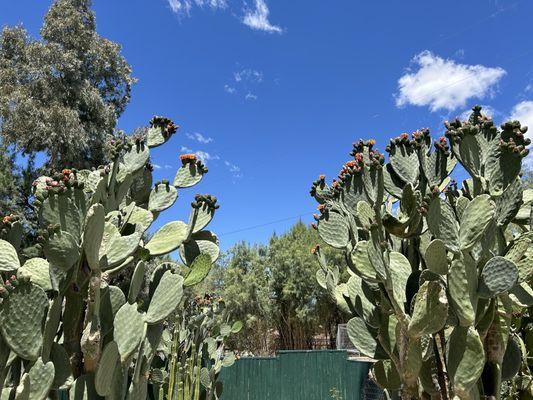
<box><xmin>180</xmin><ymin>231</ymin><xmax>220</xmax><ymax>266</ymax></box>
<box><xmin>68</xmin><ymin>375</ymin><xmax>88</xmax><ymax>400</ymax></box>
<box><xmin>83</xmin><ymin>203</ymin><xmax>105</xmax><ymax>270</ymax></box>
<box><xmin>383</xmin><ymin>163</ymin><xmax>405</xmax><ymax>199</ymax></box>
<box><xmin>0</xmin><ymin>239</ymin><xmax>21</xmax><ymax>272</ymax></box>
<box><xmin>113</xmin><ymin>302</ymin><xmax>145</xmax><ymax>362</ymax></box>
<box><xmin>408</xmin><ymin>281</ymin><xmax>448</xmax><ymax>337</ymax></box>
<box><xmin>43</xmin><ymin>231</ymin><xmax>80</xmax><ymax>271</ymax></box>
<box><xmin>501</xmin><ymin>335</ymin><xmax>522</xmax><ymax>381</ymax></box>
<box><xmin>366</xmin><ymin>233</ymin><xmax>387</xmax><ymax>280</ymax></box>
<box><xmin>340</xmin><ymin>174</ymin><xmax>367</xmax><ymax>214</ymax></box>
<box><xmin>190</xmin><ymin>204</ymin><xmax>215</xmax><ymax>234</ymax></box>
<box><xmin>479</xmin><ymin>256</ymin><xmax>518</xmax><ymax>297</ymax></box>
<box><xmin>0</xmin><ymin>283</ymin><xmax>48</xmax><ymax>360</ymax></box>
<box><xmin>28</xmin><ymin>357</ymin><xmax>55</xmax><ymax>400</ymax></box>
<box><xmin>50</xmin><ymin>343</ymin><xmax>73</xmax><ymax>390</ymax></box>
<box><xmin>104</xmin><ymin>232</ymin><xmax>141</xmax><ymax>268</ymax></box>
<box><xmin>95</xmin><ymin>341</ymin><xmax>119</xmax><ymax>396</ymax></box>
<box><xmin>147</xmin><ymin>126</ymin><xmax>171</xmax><ymax>148</ymax></box>
<box><xmin>356</xmin><ymin>201</ymin><xmax>375</xmax><ymax>230</ymax></box>
<box><xmin>447</xmin><ymin>326</ymin><xmax>485</xmax><ymax>396</ymax></box>
<box><xmin>389</xmin><ymin>251</ymin><xmax>411</xmax><ymax>305</ymax></box>
<box><xmin>455</xmin><ymin>196</ymin><xmax>470</xmax><ymax>221</ymax></box>
<box><xmin>128</xmin><ymin>261</ymin><xmax>145</xmax><ymax>304</ymax></box>
<box><xmin>174</xmin><ymin>163</ymin><xmax>204</xmax><ymax>188</ymax></box>
<box><xmin>316</xmin><ymin>269</ymin><xmax>327</xmax><ymax>289</ymax></box>
<box><xmin>99</xmin><ymin>285</ymin><xmax>126</xmax><ymax>338</ymax></box>
<box><xmin>16</xmin><ymin>258</ymin><xmax>51</xmax><ymax>291</ymax></box>
<box><xmin>145</xmin><ymin>221</ymin><xmax>188</xmax><ymax>256</ymax></box>
<box><xmin>426</xmin><ymin>197</ymin><xmax>459</xmax><ymax>252</ymax></box>
<box><xmin>424</xmin><ymin>239</ymin><xmax>448</xmax><ymax>275</ymax></box>
<box><xmin>123</xmin><ymin>143</ymin><xmax>150</xmax><ymax>174</ymax></box>
<box><xmin>347</xmin><ymin>316</ymin><xmax>377</xmax><ymax>358</ymax></box>
<box><xmin>39</xmin><ymin>196</ymin><xmax>81</xmax><ymax>239</ymax></box>
<box><xmin>146</xmin><ymin>271</ymin><xmax>184</xmax><ymax>324</ymax></box>
<box><xmin>317</xmin><ymin>210</ymin><xmax>349</xmax><ymax>249</ymax></box>
<box><xmin>127</xmin><ymin>206</ymin><xmax>153</xmax><ymax>234</ymax></box>
<box><xmin>148</xmin><ymin>183</ymin><xmax>178</xmax><ymax>213</ymax></box>
<box><xmin>183</xmin><ymin>253</ymin><xmax>212</xmax><ymax>287</ymax></box>
<box><xmin>349</xmin><ymin>241</ymin><xmax>378</xmax><ymax>282</ymax></box>
<box><xmin>130</xmin><ymin>169</ymin><xmax>153</xmax><ymax>205</ymax></box>
<box><xmin>448</xmin><ymin>258</ymin><xmax>476</xmax><ymax>326</ymax></box>
<box><xmin>348</xmin><ymin>274</ymin><xmax>378</xmax><ymax>328</ymax></box>
<box><xmin>389</xmin><ymin>144</ymin><xmax>419</xmax><ymax>184</ymax></box>
<box><xmin>515</xmin><ymin>188</ymin><xmax>533</xmax><ymax>223</ymax></box>
<box><xmin>496</xmin><ymin>178</ymin><xmax>523</xmax><ymax>227</ymax></box>
<box><xmin>459</xmin><ymin>194</ymin><xmax>495</xmax><ymax>250</ymax></box>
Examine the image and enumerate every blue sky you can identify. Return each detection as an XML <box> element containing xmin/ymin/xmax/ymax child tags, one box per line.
<box><xmin>3</xmin><ymin>0</ymin><xmax>533</xmax><ymax>249</ymax></box>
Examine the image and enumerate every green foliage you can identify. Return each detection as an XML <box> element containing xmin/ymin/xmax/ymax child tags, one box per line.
<box><xmin>0</xmin><ymin>0</ymin><xmax>134</xmax><ymax>170</ymax></box>
<box><xmin>310</xmin><ymin>106</ymin><xmax>533</xmax><ymax>399</ymax></box>
<box><xmin>0</xmin><ymin>117</ymin><xmax>226</xmax><ymax>399</ymax></box>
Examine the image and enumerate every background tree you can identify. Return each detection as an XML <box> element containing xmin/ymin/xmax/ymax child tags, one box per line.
<box><xmin>0</xmin><ymin>0</ymin><xmax>134</xmax><ymax>171</ymax></box>
<box><xmin>268</xmin><ymin>221</ymin><xmax>345</xmax><ymax>350</ymax></box>
<box><xmin>214</xmin><ymin>222</ymin><xmax>346</xmax><ymax>355</ymax></box>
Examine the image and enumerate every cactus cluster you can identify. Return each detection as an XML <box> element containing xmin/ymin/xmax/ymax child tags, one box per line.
<box><xmin>0</xmin><ymin>117</ymin><xmax>226</xmax><ymax>400</ymax></box>
<box><xmin>162</xmin><ymin>294</ymin><xmax>241</xmax><ymax>400</ymax></box>
<box><xmin>311</xmin><ymin>106</ymin><xmax>533</xmax><ymax>399</ymax></box>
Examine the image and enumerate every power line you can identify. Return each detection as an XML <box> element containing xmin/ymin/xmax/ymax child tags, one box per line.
<box><xmin>219</xmin><ymin>212</ymin><xmax>314</xmax><ymax>237</ymax></box>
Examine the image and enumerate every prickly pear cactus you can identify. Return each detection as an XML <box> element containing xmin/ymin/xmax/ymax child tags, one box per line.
<box><xmin>0</xmin><ymin>116</ymin><xmax>221</xmax><ymax>399</ymax></box>
<box><xmin>310</xmin><ymin>106</ymin><xmax>532</xmax><ymax>399</ymax></box>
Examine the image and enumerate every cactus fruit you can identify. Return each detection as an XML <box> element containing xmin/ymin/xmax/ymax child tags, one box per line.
<box><xmin>311</xmin><ymin>106</ymin><xmax>533</xmax><ymax>399</ymax></box>
<box><xmin>0</xmin><ymin>117</ymin><xmax>225</xmax><ymax>399</ymax></box>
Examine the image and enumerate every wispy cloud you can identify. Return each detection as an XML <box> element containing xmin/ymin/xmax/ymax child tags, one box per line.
<box><xmin>245</xmin><ymin>92</ymin><xmax>258</xmax><ymax>101</ymax></box>
<box><xmin>234</xmin><ymin>69</ymin><xmax>263</xmax><ymax>83</ymax></box>
<box><xmin>395</xmin><ymin>51</ymin><xmax>506</xmax><ymax>112</ymax></box>
<box><xmin>167</xmin><ymin>0</ymin><xmax>227</xmax><ymax>15</ymax></box>
<box><xmin>225</xmin><ymin>160</ymin><xmax>243</xmax><ymax>179</ymax></box>
<box><xmin>186</xmin><ymin>132</ymin><xmax>213</xmax><ymax>144</ymax></box>
<box><xmin>243</xmin><ymin>0</ymin><xmax>283</xmax><ymax>34</ymax></box>
<box><xmin>226</xmin><ymin>68</ymin><xmax>263</xmax><ymax>100</ymax></box>
<box><xmin>224</xmin><ymin>84</ymin><xmax>236</xmax><ymax>94</ymax></box>
<box><xmin>180</xmin><ymin>146</ymin><xmax>219</xmax><ymax>162</ymax></box>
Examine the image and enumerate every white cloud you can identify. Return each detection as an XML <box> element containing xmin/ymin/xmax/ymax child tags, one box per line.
<box><xmin>167</xmin><ymin>0</ymin><xmax>226</xmax><ymax>15</ymax></box>
<box><xmin>234</xmin><ymin>69</ymin><xmax>263</xmax><ymax>83</ymax></box>
<box><xmin>224</xmin><ymin>84</ymin><xmax>236</xmax><ymax>94</ymax></box>
<box><xmin>180</xmin><ymin>146</ymin><xmax>219</xmax><ymax>162</ymax></box>
<box><xmin>152</xmin><ymin>164</ymin><xmax>162</xmax><ymax>170</ymax></box>
<box><xmin>395</xmin><ymin>51</ymin><xmax>506</xmax><ymax>112</ymax></box>
<box><xmin>245</xmin><ymin>92</ymin><xmax>258</xmax><ymax>101</ymax></box>
<box><xmin>243</xmin><ymin>0</ymin><xmax>283</xmax><ymax>34</ymax></box>
<box><xmin>526</xmin><ymin>84</ymin><xmax>533</xmax><ymax>93</ymax></box>
<box><xmin>186</xmin><ymin>132</ymin><xmax>213</xmax><ymax>144</ymax></box>
<box><xmin>508</xmin><ymin>101</ymin><xmax>533</xmax><ymax>145</ymax></box>
<box><xmin>225</xmin><ymin>161</ymin><xmax>243</xmax><ymax>179</ymax></box>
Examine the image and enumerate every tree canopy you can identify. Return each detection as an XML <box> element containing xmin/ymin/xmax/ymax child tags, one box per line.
<box><xmin>0</xmin><ymin>0</ymin><xmax>134</xmax><ymax>170</ymax></box>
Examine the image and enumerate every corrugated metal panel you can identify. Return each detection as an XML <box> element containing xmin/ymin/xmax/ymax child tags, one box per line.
<box><xmin>219</xmin><ymin>350</ymin><xmax>371</xmax><ymax>400</ymax></box>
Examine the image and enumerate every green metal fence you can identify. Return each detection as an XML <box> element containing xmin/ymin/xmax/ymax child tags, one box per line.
<box><xmin>219</xmin><ymin>350</ymin><xmax>371</xmax><ymax>400</ymax></box>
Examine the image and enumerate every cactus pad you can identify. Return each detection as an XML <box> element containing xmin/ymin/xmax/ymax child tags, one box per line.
<box><xmin>174</xmin><ymin>163</ymin><xmax>204</xmax><ymax>188</ymax></box>
<box><xmin>28</xmin><ymin>357</ymin><xmax>55</xmax><ymax>400</ymax></box>
<box><xmin>179</xmin><ymin>231</ymin><xmax>220</xmax><ymax>266</ymax></box>
<box><xmin>95</xmin><ymin>341</ymin><xmax>119</xmax><ymax>396</ymax></box>
<box><xmin>146</xmin><ymin>271</ymin><xmax>184</xmax><ymax>324</ymax></box>
<box><xmin>145</xmin><ymin>221</ymin><xmax>187</xmax><ymax>256</ymax></box>
<box><xmin>0</xmin><ymin>283</ymin><xmax>48</xmax><ymax>360</ymax></box>
<box><xmin>43</xmin><ymin>231</ymin><xmax>80</xmax><ymax>271</ymax></box>
<box><xmin>459</xmin><ymin>194</ymin><xmax>495</xmax><ymax>250</ymax></box>
<box><xmin>17</xmin><ymin>258</ymin><xmax>51</xmax><ymax>291</ymax></box>
<box><xmin>424</xmin><ymin>239</ymin><xmax>448</xmax><ymax>275</ymax></box>
<box><xmin>347</xmin><ymin>316</ymin><xmax>377</xmax><ymax>358</ymax></box>
<box><xmin>128</xmin><ymin>261</ymin><xmax>145</xmax><ymax>304</ymax></box>
<box><xmin>148</xmin><ymin>183</ymin><xmax>178</xmax><ymax>213</ymax></box>
<box><xmin>0</xmin><ymin>239</ymin><xmax>21</xmax><ymax>272</ymax></box>
<box><xmin>83</xmin><ymin>204</ymin><xmax>105</xmax><ymax>270</ymax></box>
<box><xmin>317</xmin><ymin>210</ymin><xmax>349</xmax><ymax>249</ymax></box>
<box><xmin>408</xmin><ymin>281</ymin><xmax>448</xmax><ymax>337</ymax></box>
<box><xmin>479</xmin><ymin>256</ymin><xmax>518</xmax><ymax>297</ymax></box>
<box><xmin>183</xmin><ymin>253</ymin><xmax>212</xmax><ymax>287</ymax></box>
<box><xmin>113</xmin><ymin>303</ymin><xmax>145</xmax><ymax>362</ymax></box>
